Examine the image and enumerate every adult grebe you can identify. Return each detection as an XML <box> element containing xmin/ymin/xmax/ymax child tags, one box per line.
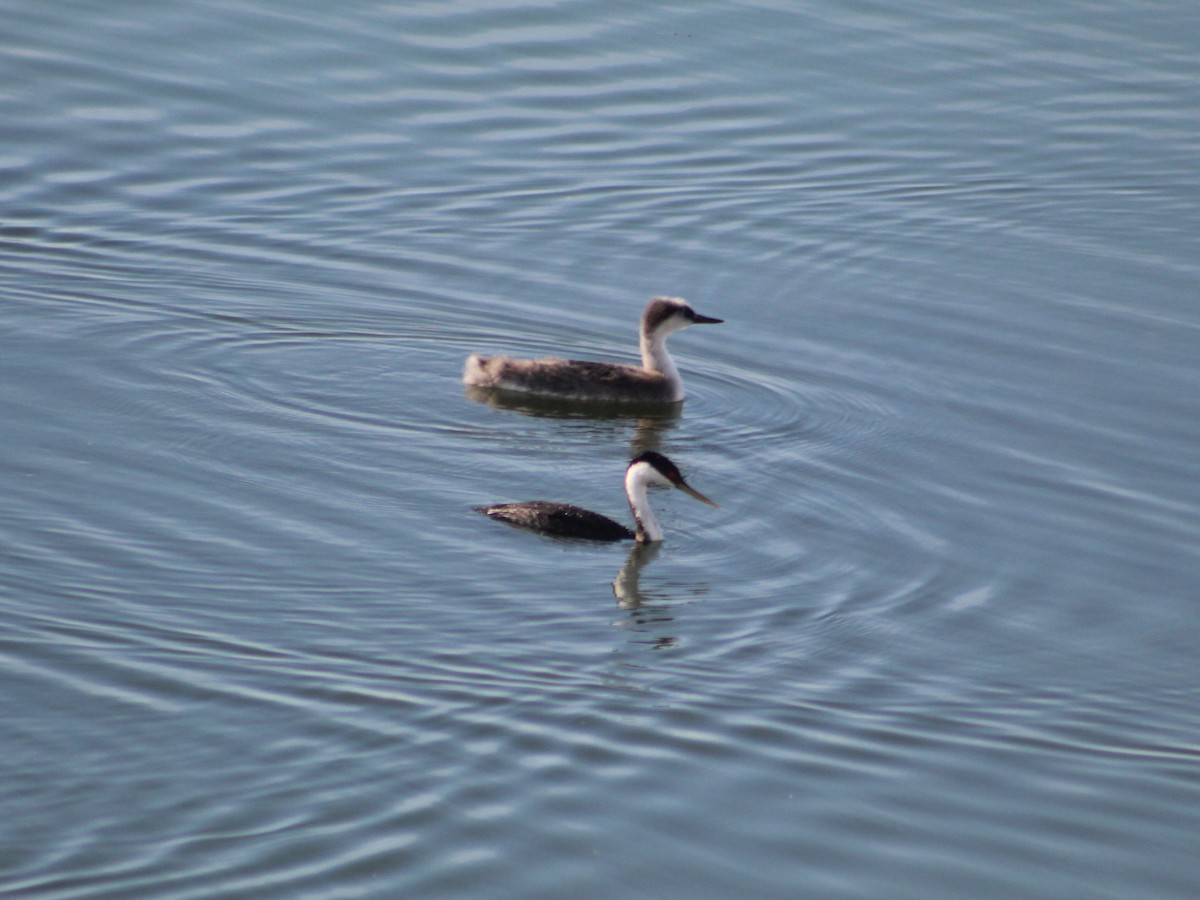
<box><xmin>474</xmin><ymin>451</ymin><xmax>717</xmax><ymax>543</ymax></box>
<box><xmin>463</xmin><ymin>296</ymin><xmax>723</xmax><ymax>403</ymax></box>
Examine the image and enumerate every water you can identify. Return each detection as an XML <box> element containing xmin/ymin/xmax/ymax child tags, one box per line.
<box><xmin>2</xmin><ymin>1</ymin><xmax>1199</xmax><ymax>896</ymax></box>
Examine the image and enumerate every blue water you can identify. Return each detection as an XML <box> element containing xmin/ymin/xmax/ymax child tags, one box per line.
<box><xmin>2</xmin><ymin>1</ymin><xmax>1199</xmax><ymax>897</ymax></box>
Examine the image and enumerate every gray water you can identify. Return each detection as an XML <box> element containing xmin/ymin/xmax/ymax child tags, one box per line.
<box><xmin>3</xmin><ymin>1</ymin><xmax>1199</xmax><ymax>897</ymax></box>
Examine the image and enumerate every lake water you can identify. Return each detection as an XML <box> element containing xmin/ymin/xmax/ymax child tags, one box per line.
<box><xmin>2</xmin><ymin>1</ymin><xmax>1199</xmax><ymax>897</ymax></box>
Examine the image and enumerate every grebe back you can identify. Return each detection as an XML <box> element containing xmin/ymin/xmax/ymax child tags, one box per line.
<box><xmin>475</xmin><ymin>451</ymin><xmax>717</xmax><ymax>543</ymax></box>
<box><xmin>463</xmin><ymin>296</ymin><xmax>722</xmax><ymax>403</ymax></box>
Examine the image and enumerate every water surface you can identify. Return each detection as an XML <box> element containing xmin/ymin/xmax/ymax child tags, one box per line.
<box><xmin>2</xmin><ymin>1</ymin><xmax>1199</xmax><ymax>897</ymax></box>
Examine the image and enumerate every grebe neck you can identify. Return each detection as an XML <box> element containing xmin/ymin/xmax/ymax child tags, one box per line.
<box><xmin>640</xmin><ymin>331</ymin><xmax>683</xmax><ymax>401</ymax></box>
<box><xmin>625</xmin><ymin>463</ymin><xmax>664</xmax><ymax>543</ymax></box>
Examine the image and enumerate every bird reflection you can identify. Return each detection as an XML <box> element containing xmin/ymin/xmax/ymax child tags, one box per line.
<box><xmin>611</xmin><ymin>543</ymin><xmax>683</xmax><ymax>649</ymax></box>
<box><xmin>464</xmin><ymin>385</ymin><xmax>679</xmax><ymax>457</ymax></box>
<box><xmin>612</xmin><ymin>541</ymin><xmax>662</xmax><ymax>608</ymax></box>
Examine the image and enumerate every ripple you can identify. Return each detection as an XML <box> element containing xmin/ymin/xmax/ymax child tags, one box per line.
<box><xmin>690</xmin><ymin>353</ymin><xmax>894</xmax><ymax>456</ymax></box>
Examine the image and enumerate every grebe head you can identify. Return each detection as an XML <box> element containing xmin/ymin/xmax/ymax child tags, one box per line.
<box><xmin>641</xmin><ymin>296</ymin><xmax>723</xmax><ymax>340</ymax></box>
<box><xmin>626</xmin><ymin>451</ymin><xmax>718</xmax><ymax>507</ymax></box>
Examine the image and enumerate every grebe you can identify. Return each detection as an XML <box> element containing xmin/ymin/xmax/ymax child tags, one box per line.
<box><xmin>463</xmin><ymin>296</ymin><xmax>722</xmax><ymax>403</ymax></box>
<box><xmin>475</xmin><ymin>451</ymin><xmax>717</xmax><ymax>543</ymax></box>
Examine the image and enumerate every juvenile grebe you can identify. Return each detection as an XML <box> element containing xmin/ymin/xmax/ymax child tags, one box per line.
<box><xmin>463</xmin><ymin>296</ymin><xmax>722</xmax><ymax>403</ymax></box>
<box><xmin>474</xmin><ymin>451</ymin><xmax>717</xmax><ymax>543</ymax></box>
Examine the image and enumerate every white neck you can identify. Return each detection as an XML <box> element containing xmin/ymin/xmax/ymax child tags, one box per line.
<box><xmin>640</xmin><ymin>329</ymin><xmax>683</xmax><ymax>401</ymax></box>
<box><xmin>625</xmin><ymin>462</ymin><xmax>664</xmax><ymax>543</ymax></box>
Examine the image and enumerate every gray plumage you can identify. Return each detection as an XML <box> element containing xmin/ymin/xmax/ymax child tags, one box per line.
<box><xmin>474</xmin><ymin>501</ymin><xmax>635</xmax><ymax>542</ymax></box>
